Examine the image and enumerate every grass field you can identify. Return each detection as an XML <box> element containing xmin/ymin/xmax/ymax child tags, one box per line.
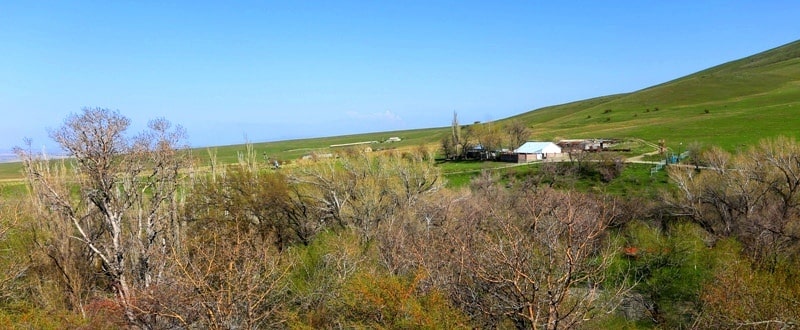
<box><xmin>441</xmin><ymin>160</ymin><xmax>671</xmax><ymax>198</ymax></box>
<box><xmin>193</xmin><ymin>127</ymin><xmax>449</xmax><ymax>166</ymax></box>
<box><xmin>0</xmin><ymin>163</ymin><xmax>22</xmax><ymax>182</ymax></box>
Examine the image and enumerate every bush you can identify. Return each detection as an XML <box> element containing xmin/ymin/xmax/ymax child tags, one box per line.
<box><xmin>608</xmin><ymin>221</ymin><xmax>716</xmax><ymax>327</ymax></box>
<box><xmin>698</xmin><ymin>241</ymin><xmax>800</xmax><ymax>328</ymax></box>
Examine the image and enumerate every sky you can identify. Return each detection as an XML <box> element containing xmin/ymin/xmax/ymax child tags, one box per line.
<box><xmin>2</xmin><ymin>1</ymin><xmax>799</xmax><ymax>153</ymax></box>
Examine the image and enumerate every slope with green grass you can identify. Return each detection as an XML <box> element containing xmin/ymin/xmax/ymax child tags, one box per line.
<box><xmin>200</xmin><ymin>126</ymin><xmax>449</xmax><ymax>165</ymax></box>
<box><xmin>512</xmin><ymin>40</ymin><xmax>800</xmax><ymax>150</ymax></box>
<box><xmin>2</xmin><ymin>39</ymin><xmax>799</xmax><ymax>181</ymax></box>
<box><xmin>227</xmin><ymin>39</ymin><xmax>800</xmax><ymax>161</ymax></box>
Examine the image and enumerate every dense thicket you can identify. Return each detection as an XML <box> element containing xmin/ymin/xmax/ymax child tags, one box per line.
<box><xmin>667</xmin><ymin>137</ymin><xmax>800</xmax><ymax>265</ymax></box>
<box><xmin>1</xmin><ymin>111</ymin><xmax>799</xmax><ymax>328</ymax></box>
<box><xmin>665</xmin><ymin>137</ymin><xmax>800</xmax><ymax>327</ymax></box>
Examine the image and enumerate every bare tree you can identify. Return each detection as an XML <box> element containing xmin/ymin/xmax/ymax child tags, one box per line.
<box><xmin>441</xmin><ymin>136</ymin><xmax>458</xmax><ymax>160</ymax></box>
<box><xmin>507</xmin><ymin>119</ymin><xmax>531</xmax><ymax>149</ymax></box>
<box><xmin>666</xmin><ymin>137</ymin><xmax>800</xmax><ymax>267</ymax></box>
<box><xmin>12</xmin><ymin>155</ymin><xmax>98</xmax><ymax>316</ymax></box>
<box><xmin>15</xmin><ymin>108</ymin><xmax>187</xmax><ymax>326</ymax></box>
<box><xmin>442</xmin><ymin>111</ymin><xmax>464</xmax><ymax>160</ymax></box>
<box><xmin>184</xmin><ymin>164</ymin><xmax>318</xmax><ymax>251</ymax></box>
<box><xmin>472</xmin><ymin>122</ymin><xmax>506</xmax><ymax>159</ymax></box>
<box><xmin>390</xmin><ymin>181</ymin><xmax>630</xmax><ymax>329</ymax></box>
<box><xmin>442</xmin><ymin>111</ymin><xmax>478</xmax><ymax>160</ymax></box>
<box><xmin>289</xmin><ymin>150</ymin><xmax>441</xmax><ymax>241</ymax></box>
<box><xmin>452</xmin><ymin>111</ymin><xmax>462</xmax><ymax>156</ymax></box>
<box><xmin>147</xmin><ymin>226</ymin><xmax>292</xmax><ymax>329</ymax></box>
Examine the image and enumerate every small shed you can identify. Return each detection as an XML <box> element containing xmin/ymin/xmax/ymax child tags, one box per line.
<box><xmin>513</xmin><ymin>141</ymin><xmax>562</xmax><ymax>162</ymax></box>
<box><xmin>466</xmin><ymin>144</ymin><xmax>494</xmax><ymax>160</ymax></box>
<box><xmin>557</xmin><ymin>139</ymin><xmax>612</xmax><ymax>152</ymax></box>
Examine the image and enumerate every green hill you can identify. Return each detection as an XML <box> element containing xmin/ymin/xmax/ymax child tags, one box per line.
<box><xmin>238</xmin><ymin>39</ymin><xmax>800</xmax><ymax>159</ymax></box>
<box><xmin>3</xmin><ymin>39</ymin><xmax>800</xmax><ymax>180</ymax></box>
<box><xmin>511</xmin><ymin>39</ymin><xmax>800</xmax><ymax>150</ymax></box>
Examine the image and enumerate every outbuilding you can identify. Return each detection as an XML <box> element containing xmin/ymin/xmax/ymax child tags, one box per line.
<box><xmin>512</xmin><ymin>141</ymin><xmax>562</xmax><ymax>162</ymax></box>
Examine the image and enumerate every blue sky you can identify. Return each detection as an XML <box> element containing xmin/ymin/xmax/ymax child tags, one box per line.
<box><xmin>2</xmin><ymin>1</ymin><xmax>799</xmax><ymax>152</ymax></box>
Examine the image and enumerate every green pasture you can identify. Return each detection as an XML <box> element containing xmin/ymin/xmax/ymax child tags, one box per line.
<box><xmin>441</xmin><ymin>160</ymin><xmax>671</xmax><ymax>198</ymax></box>
<box><xmin>208</xmin><ymin>40</ymin><xmax>800</xmax><ymax>163</ymax></box>
<box><xmin>512</xmin><ymin>41</ymin><xmax>800</xmax><ymax>150</ymax></box>
<box><xmin>193</xmin><ymin>127</ymin><xmax>449</xmax><ymax>166</ymax></box>
<box><xmin>3</xmin><ymin>40</ymin><xmax>800</xmax><ymax>182</ymax></box>
<box><xmin>0</xmin><ymin>163</ymin><xmax>22</xmax><ymax>182</ymax></box>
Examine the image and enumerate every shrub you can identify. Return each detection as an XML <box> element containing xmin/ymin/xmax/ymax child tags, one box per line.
<box><xmin>697</xmin><ymin>241</ymin><xmax>800</xmax><ymax>328</ymax></box>
<box><xmin>609</xmin><ymin>221</ymin><xmax>716</xmax><ymax>327</ymax></box>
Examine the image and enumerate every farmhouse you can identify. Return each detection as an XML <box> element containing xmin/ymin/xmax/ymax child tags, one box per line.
<box><xmin>465</xmin><ymin>144</ymin><xmax>492</xmax><ymax>160</ymax></box>
<box><xmin>557</xmin><ymin>139</ymin><xmax>614</xmax><ymax>152</ymax></box>
<box><xmin>506</xmin><ymin>141</ymin><xmax>562</xmax><ymax>163</ymax></box>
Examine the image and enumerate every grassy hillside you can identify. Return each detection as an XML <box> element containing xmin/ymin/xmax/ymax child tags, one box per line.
<box><xmin>217</xmin><ymin>39</ymin><xmax>800</xmax><ymax>160</ymax></box>
<box><xmin>2</xmin><ymin>39</ymin><xmax>799</xmax><ymax>180</ymax></box>
<box><xmin>513</xmin><ymin>40</ymin><xmax>800</xmax><ymax>150</ymax></box>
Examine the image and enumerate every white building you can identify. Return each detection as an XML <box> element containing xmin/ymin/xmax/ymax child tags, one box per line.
<box><xmin>513</xmin><ymin>141</ymin><xmax>562</xmax><ymax>162</ymax></box>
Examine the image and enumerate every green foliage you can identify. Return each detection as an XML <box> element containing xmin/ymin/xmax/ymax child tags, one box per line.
<box><xmin>335</xmin><ymin>271</ymin><xmax>469</xmax><ymax>329</ymax></box>
<box><xmin>186</xmin><ymin>164</ymin><xmax>313</xmax><ymax>249</ymax></box>
<box><xmin>585</xmin><ymin>314</ymin><xmax>653</xmax><ymax>330</ymax></box>
<box><xmin>285</xmin><ymin>230</ymin><xmax>367</xmax><ymax>326</ymax></box>
<box><xmin>609</xmin><ymin>221</ymin><xmax>717</xmax><ymax>327</ymax></box>
<box><xmin>0</xmin><ymin>303</ymin><xmax>85</xmax><ymax>330</ymax></box>
<box><xmin>0</xmin><ymin>201</ymin><xmax>28</xmax><ymax>307</ymax></box>
<box><xmin>698</xmin><ymin>243</ymin><xmax>800</xmax><ymax>328</ymax></box>
<box><xmin>286</xmin><ymin>230</ymin><xmax>469</xmax><ymax>328</ymax></box>
<box><xmin>287</xmin><ymin>230</ymin><xmax>362</xmax><ymax>296</ymax></box>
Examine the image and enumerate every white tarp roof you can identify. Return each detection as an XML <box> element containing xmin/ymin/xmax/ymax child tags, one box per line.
<box><xmin>513</xmin><ymin>141</ymin><xmax>561</xmax><ymax>154</ymax></box>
